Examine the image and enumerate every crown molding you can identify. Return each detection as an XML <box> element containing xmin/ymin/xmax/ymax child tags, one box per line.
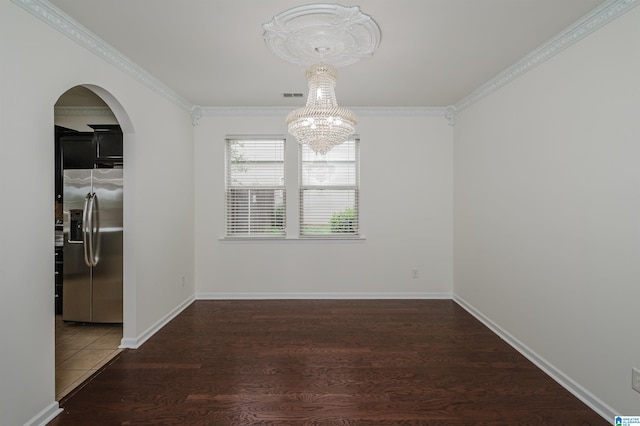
<box><xmin>454</xmin><ymin>0</ymin><xmax>640</xmax><ymax>113</ymax></box>
<box><xmin>13</xmin><ymin>0</ymin><xmax>638</xmax><ymax>124</ymax></box>
<box><xmin>11</xmin><ymin>0</ymin><xmax>193</xmax><ymax>112</ymax></box>
<box><xmin>199</xmin><ymin>106</ymin><xmax>448</xmax><ymax>118</ymax></box>
<box><xmin>190</xmin><ymin>106</ymin><xmax>203</xmax><ymax>126</ymax></box>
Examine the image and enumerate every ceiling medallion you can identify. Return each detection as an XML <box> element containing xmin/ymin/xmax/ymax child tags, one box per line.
<box><xmin>263</xmin><ymin>4</ymin><xmax>381</xmax><ymax>67</ymax></box>
<box><xmin>263</xmin><ymin>4</ymin><xmax>381</xmax><ymax>154</ymax></box>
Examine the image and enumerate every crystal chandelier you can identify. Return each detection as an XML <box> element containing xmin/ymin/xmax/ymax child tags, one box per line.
<box><xmin>286</xmin><ymin>63</ymin><xmax>356</xmax><ymax>155</ymax></box>
<box><xmin>263</xmin><ymin>4</ymin><xmax>380</xmax><ymax>154</ymax></box>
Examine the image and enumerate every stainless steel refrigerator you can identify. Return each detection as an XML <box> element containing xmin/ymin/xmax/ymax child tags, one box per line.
<box><xmin>63</xmin><ymin>169</ymin><xmax>123</xmax><ymax>323</ymax></box>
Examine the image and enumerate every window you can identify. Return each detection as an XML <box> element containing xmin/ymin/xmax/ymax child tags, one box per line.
<box><xmin>225</xmin><ymin>137</ymin><xmax>285</xmax><ymax>237</ymax></box>
<box><xmin>299</xmin><ymin>138</ymin><xmax>359</xmax><ymax>237</ymax></box>
<box><xmin>223</xmin><ymin>136</ymin><xmax>361</xmax><ymax>239</ymax></box>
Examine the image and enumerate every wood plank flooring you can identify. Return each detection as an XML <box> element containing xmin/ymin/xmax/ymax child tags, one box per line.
<box><xmin>49</xmin><ymin>300</ymin><xmax>608</xmax><ymax>425</ymax></box>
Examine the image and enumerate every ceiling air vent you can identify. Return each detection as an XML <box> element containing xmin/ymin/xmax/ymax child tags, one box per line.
<box><xmin>283</xmin><ymin>93</ymin><xmax>303</xmax><ymax>98</ymax></box>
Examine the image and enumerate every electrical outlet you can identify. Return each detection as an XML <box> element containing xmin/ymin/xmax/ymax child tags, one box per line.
<box><xmin>411</xmin><ymin>269</ymin><xmax>419</xmax><ymax>279</ymax></box>
<box><xmin>180</xmin><ymin>276</ymin><xmax>186</xmax><ymax>287</ymax></box>
<box><xmin>633</xmin><ymin>367</ymin><xmax>640</xmax><ymax>393</ymax></box>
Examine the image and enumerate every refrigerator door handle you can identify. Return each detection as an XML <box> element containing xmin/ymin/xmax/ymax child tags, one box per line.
<box><xmin>91</xmin><ymin>193</ymin><xmax>101</xmax><ymax>266</ymax></box>
<box><xmin>84</xmin><ymin>192</ymin><xmax>100</xmax><ymax>267</ymax></box>
<box><xmin>82</xmin><ymin>193</ymin><xmax>92</xmax><ymax>267</ymax></box>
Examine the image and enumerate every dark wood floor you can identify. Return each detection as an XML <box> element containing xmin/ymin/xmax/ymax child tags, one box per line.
<box><xmin>49</xmin><ymin>300</ymin><xmax>607</xmax><ymax>425</ymax></box>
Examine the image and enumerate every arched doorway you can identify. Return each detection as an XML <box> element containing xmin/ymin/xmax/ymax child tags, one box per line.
<box><xmin>53</xmin><ymin>85</ymin><xmax>132</xmax><ymax>400</ymax></box>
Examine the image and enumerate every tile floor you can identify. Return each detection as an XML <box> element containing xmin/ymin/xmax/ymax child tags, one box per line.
<box><xmin>55</xmin><ymin>315</ymin><xmax>122</xmax><ymax>400</ymax></box>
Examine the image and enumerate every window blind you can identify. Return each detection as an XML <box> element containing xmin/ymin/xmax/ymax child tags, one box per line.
<box><xmin>225</xmin><ymin>137</ymin><xmax>285</xmax><ymax>237</ymax></box>
<box><xmin>299</xmin><ymin>138</ymin><xmax>359</xmax><ymax>237</ymax></box>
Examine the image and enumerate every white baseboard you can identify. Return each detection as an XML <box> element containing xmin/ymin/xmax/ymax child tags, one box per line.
<box><xmin>452</xmin><ymin>294</ymin><xmax>614</xmax><ymax>422</ymax></box>
<box><xmin>26</xmin><ymin>402</ymin><xmax>62</xmax><ymax>426</ymax></box>
<box><xmin>120</xmin><ymin>295</ymin><xmax>195</xmax><ymax>349</ymax></box>
<box><xmin>196</xmin><ymin>292</ymin><xmax>452</xmax><ymax>300</ymax></box>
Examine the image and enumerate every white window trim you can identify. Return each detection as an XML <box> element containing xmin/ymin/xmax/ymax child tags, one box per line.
<box><xmin>299</xmin><ymin>137</ymin><xmax>360</xmax><ymax>239</ymax></box>
<box><xmin>223</xmin><ymin>135</ymin><xmax>286</xmax><ymax>238</ymax></box>
<box><xmin>220</xmin><ymin>135</ymin><xmax>364</xmax><ymax>241</ymax></box>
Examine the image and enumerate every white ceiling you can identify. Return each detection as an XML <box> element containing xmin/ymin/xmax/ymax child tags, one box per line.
<box><xmin>49</xmin><ymin>0</ymin><xmax>606</xmax><ymax>108</ymax></box>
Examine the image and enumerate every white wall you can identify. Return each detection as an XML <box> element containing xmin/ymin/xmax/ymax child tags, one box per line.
<box><xmin>194</xmin><ymin>112</ymin><xmax>453</xmax><ymax>297</ymax></box>
<box><xmin>9</xmin><ymin>0</ymin><xmax>636</xmax><ymax>422</ymax></box>
<box><xmin>0</xmin><ymin>3</ymin><xmax>194</xmax><ymax>425</ymax></box>
<box><xmin>453</xmin><ymin>5</ymin><xmax>640</xmax><ymax>416</ymax></box>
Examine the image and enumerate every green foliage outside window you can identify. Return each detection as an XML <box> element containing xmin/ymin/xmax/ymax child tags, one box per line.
<box><xmin>329</xmin><ymin>207</ymin><xmax>357</xmax><ymax>233</ymax></box>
